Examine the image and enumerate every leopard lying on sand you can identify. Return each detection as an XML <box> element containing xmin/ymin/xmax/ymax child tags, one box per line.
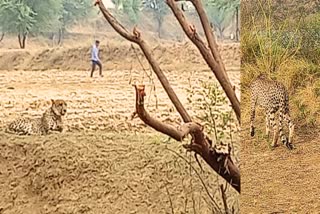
<box><xmin>6</xmin><ymin>99</ymin><xmax>67</xmax><ymax>135</ymax></box>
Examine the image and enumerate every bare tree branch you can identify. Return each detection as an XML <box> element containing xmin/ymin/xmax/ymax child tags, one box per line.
<box><xmin>95</xmin><ymin>0</ymin><xmax>240</xmax><ymax>193</ymax></box>
<box><xmin>220</xmin><ymin>184</ymin><xmax>229</xmax><ymax>213</ymax></box>
<box><xmin>134</xmin><ymin>85</ymin><xmax>240</xmax><ymax>192</ymax></box>
<box><xmin>190</xmin><ymin>0</ymin><xmax>229</xmax><ymax>77</ymax></box>
<box><xmin>166</xmin><ymin>0</ymin><xmax>240</xmax><ymax>123</ymax></box>
<box><xmin>133</xmin><ymin>85</ymin><xmax>198</xmax><ymax>141</ymax></box>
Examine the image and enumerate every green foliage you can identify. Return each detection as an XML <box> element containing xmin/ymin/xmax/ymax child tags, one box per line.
<box><xmin>144</xmin><ymin>0</ymin><xmax>169</xmax><ymax>23</ymax></box>
<box><xmin>0</xmin><ymin>0</ymin><xmax>62</xmax><ymax>35</ymax></box>
<box><xmin>113</xmin><ymin>0</ymin><xmax>123</xmax><ymax>10</ymax></box>
<box><xmin>298</xmin><ymin>13</ymin><xmax>320</xmax><ymax>64</ymax></box>
<box><xmin>0</xmin><ymin>0</ymin><xmax>93</xmax><ymax>35</ymax></box>
<box><xmin>0</xmin><ymin>0</ymin><xmax>36</xmax><ymax>35</ymax></box>
<box><xmin>142</xmin><ymin>0</ymin><xmax>169</xmax><ymax>37</ymax></box>
<box><xmin>24</xmin><ymin>0</ymin><xmax>63</xmax><ymax>33</ymax></box>
<box><xmin>187</xmin><ymin>80</ymin><xmax>237</xmax><ymax>143</ymax></box>
<box><xmin>114</xmin><ymin>0</ymin><xmax>142</xmax><ymax>24</ymax></box>
<box><xmin>210</xmin><ymin>0</ymin><xmax>239</xmax><ymax>11</ymax></box>
<box><xmin>241</xmin><ymin>1</ymin><xmax>302</xmax><ymax>74</ymax></box>
<box><xmin>155</xmin><ymin>0</ymin><xmax>169</xmax><ymax>18</ymax></box>
<box><xmin>61</xmin><ymin>0</ymin><xmax>94</xmax><ymax>29</ymax></box>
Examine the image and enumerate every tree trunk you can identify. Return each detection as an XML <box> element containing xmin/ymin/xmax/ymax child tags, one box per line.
<box><xmin>50</xmin><ymin>32</ymin><xmax>56</xmax><ymax>46</ymax></box>
<box><xmin>217</xmin><ymin>26</ymin><xmax>224</xmax><ymax>39</ymax></box>
<box><xmin>235</xmin><ymin>6</ymin><xmax>240</xmax><ymax>42</ymax></box>
<box><xmin>18</xmin><ymin>33</ymin><xmax>27</xmax><ymax>49</ymax></box>
<box><xmin>58</xmin><ymin>28</ymin><xmax>63</xmax><ymax>45</ymax></box>
<box><xmin>0</xmin><ymin>33</ymin><xmax>4</xmax><ymax>42</ymax></box>
<box><xmin>18</xmin><ymin>34</ymin><xmax>22</xmax><ymax>48</ymax></box>
<box><xmin>157</xmin><ymin>18</ymin><xmax>162</xmax><ymax>38</ymax></box>
<box><xmin>133</xmin><ymin>85</ymin><xmax>240</xmax><ymax>192</ymax></box>
<box><xmin>22</xmin><ymin>33</ymin><xmax>27</xmax><ymax>48</ymax></box>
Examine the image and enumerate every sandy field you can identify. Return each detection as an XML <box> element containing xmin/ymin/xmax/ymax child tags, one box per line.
<box><xmin>0</xmin><ymin>41</ymin><xmax>240</xmax><ymax>214</ymax></box>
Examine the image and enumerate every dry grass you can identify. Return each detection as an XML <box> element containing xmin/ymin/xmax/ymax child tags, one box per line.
<box><xmin>241</xmin><ymin>57</ymin><xmax>320</xmax><ymax>127</ymax></box>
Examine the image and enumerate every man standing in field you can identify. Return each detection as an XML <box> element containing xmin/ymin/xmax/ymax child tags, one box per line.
<box><xmin>90</xmin><ymin>40</ymin><xmax>103</xmax><ymax>77</ymax></box>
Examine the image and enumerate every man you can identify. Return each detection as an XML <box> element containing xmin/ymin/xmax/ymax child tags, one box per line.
<box><xmin>90</xmin><ymin>40</ymin><xmax>103</xmax><ymax>77</ymax></box>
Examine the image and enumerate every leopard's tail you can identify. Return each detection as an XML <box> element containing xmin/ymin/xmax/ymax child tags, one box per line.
<box><xmin>5</xmin><ymin>122</ymin><xmax>21</xmax><ymax>135</ymax></box>
<box><xmin>4</xmin><ymin>126</ymin><xmax>15</xmax><ymax>134</ymax></box>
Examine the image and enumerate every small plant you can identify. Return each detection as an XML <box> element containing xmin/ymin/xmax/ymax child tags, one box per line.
<box><xmin>187</xmin><ymin>80</ymin><xmax>238</xmax><ymax>145</ymax></box>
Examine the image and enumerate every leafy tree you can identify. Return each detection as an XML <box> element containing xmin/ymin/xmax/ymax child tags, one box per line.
<box><xmin>0</xmin><ymin>32</ymin><xmax>4</xmax><ymax>42</ymax></box>
<box><xmin>299</xmin><ymin>13</ymin><xmax>320</xmax><ymax>63</ymax></box>
<box><xmin>24</xmin><ymin>0</ymin><xmax>63</xmax><ymax>33</ymax></box>
<box><xmin>0</xmin><ymin>0</ymin><xmax>94</xmax><ymax>47</ymax></box>
<box><xmin>224</xmin><ymin>0</ymin><xmax>240</xmax><ymax>41</ymax></box>
<box><xmin>0</xmin><ymin>0</ymin><xmax>36</xmax><ymax>48</ymax></box>
<box><xmin>113</xmin><ymin>0</ymin><xmax>142</xmax><ymax>24</ymax></box>
<box><xmin>203</xmin><ymin>0</ymin><xmax>234</xmax><ymax>39</ymax></box>
<box><xmin>0</xmin><ymin>0</ymin><xmax>62</xmax><ymax>48</ymax></box>
<box><xmin>57</xmin><ymin>0</ymin><xmax>94</xmax><ymax>44</ymax></box>
<box><xmin>112</xmin><ymin>0</ymin><xmax>124</xmax><ymax>10</ymax></box>
<box><xmin>123</xmin><ymin>0</ymin><xmax>142</xmax><ymax>24</ymax></box>
<box><xmin>205</xmin><ymin>0</ymin><xmax>239</xmax><ymax>40</ymax></box>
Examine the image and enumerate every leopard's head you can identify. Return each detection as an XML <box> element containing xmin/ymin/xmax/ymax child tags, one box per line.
<box><xmin>51</xmin><ymin>99</ymin><xmax>67</xmax><ymax>116</ymax></box>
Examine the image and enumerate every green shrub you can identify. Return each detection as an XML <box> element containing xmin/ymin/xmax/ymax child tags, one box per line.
<box><xmin>187</xmin><ymin>80</ymin><xmax>238</xmax><ymax>144</ymax></box>
<box><xmin>298</xmin><ymin>13</ymin><xmax>320</xmax><ymax>63</ymax></box>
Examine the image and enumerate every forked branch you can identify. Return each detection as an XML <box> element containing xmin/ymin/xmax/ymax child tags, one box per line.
<box><xmin>95</xmin><ymin>0</ymin><xmax>240</xmax><ymax>193</ymax></box>
<box><xmin>134</xmin><ymin>85</ymin><xmax>199</xmax><ymax>141</ymax></box>
<box><xmin>134</xmin><ymin>85</ymin><xmax>240</xmax><ymax>192</ymax></box>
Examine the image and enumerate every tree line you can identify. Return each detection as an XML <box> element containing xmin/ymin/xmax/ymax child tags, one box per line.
<box><xmin>116</xmin><ymin>0</ymin><xmax>239</xmax><ymax>40</ymax></box>
<box><xmin>0</xmin><ymin>0</ymin><xmax>239</xmax><ymax>48</ymax></box>
<box><xmin>0</xmin><ymin>0</ymin><xmax>93</xmax><ymax>48</ymax></box>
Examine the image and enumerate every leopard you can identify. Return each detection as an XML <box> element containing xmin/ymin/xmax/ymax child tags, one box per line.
<box><xmin>6</xmin><ymin>99</ymin><xmax>67</xmax><ymax>135</ymax></box>
<box><xmin>249</xmin><ymin>74</ymin><xmax>294</xmax><ymax>150</ymax></box>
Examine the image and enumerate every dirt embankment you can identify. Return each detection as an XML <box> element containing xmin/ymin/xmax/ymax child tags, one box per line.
<box><xmin>0</xmin><ymin>132</ymin><xmax>239</xmax><ymax>214</ymax></box>
<box><xmin>0</xmin><ymin>42</ymin><xmax>240</xmax><ymax>72</ymax></box>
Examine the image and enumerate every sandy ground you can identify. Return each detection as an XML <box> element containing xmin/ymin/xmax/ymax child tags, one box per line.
<box><xmin>241</xmin><ymin>113</ymin><xmax>320</xmax><ymax>213</ymax></box>
<box><xmin>0</xmin><ymin>132</ymin><xmax>239</xmax><ymax>214</ymax></box>
<box><xmin>0</xmin><ymin>42</ymin><xmax>240</xmax><ymax>213</ymax></box>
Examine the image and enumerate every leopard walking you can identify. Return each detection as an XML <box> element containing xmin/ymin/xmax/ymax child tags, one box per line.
<box><xmin>249</xmin><ymin>74</ymin><xmax>294</xmax><ymax>149</ymax></box>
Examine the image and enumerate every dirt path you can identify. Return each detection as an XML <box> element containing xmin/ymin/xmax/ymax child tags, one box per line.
<box><xmin>241</xmin><ymin>121</ymin><xmax>320</xmax><ymax>213</ymax></box>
